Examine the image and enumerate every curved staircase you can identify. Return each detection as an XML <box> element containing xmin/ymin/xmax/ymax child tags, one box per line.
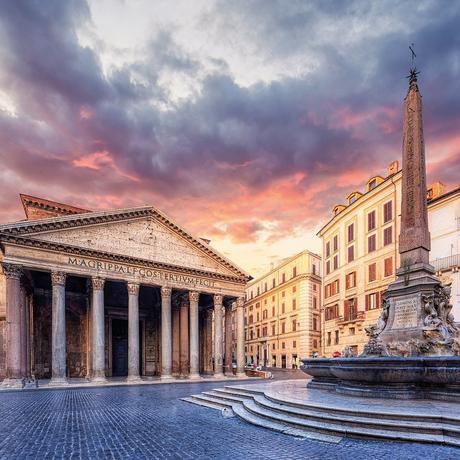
<box><xmin>182</xmin><ymin>385</ymin><xmax>460</xmax><ymax>447</ymax></box>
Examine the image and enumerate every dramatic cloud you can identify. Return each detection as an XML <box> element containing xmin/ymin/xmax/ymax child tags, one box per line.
<box><xmin>0</xmin><ymin>0</ymin><xmax>459</xmax><ymax>276</ymax></box>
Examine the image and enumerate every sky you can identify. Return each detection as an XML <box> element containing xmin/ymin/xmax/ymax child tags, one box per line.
<box><xmin>0</xmin><ymin>1</ymin><xmax>459</xmax><ymax>278</ymax></box>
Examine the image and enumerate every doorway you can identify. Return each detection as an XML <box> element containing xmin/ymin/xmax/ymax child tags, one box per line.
<box><xmin>112</xmin><ymin>319</ymin><xmax>128</xmax><ymax>377</ymax></box>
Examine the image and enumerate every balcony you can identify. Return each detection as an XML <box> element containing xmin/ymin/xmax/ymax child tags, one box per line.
<box><xmin>337</xmin><ymin>310</ymin><xmax>365</xmax><ymax>327</ymax></box>
<box><xmin>431</xmin><ymin>254</ymin><xmax>460</xmax><ymax>273</ymax></box>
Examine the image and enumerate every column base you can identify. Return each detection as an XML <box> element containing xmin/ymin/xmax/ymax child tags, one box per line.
<box><xmin>160</xmin><ymin>374</ymin><xmax>174</xmax><ymax>381</ymax></box>
<box><xmin>214</xmin><ymin>372</ymin><xmax>226</xmax><ymax>379</ymax></box>
<box><xmin>189</xmin><ymin>373</ymin><xmax>201</xmax><ymax>380</ymax></box>
<box><xmin>48</xmin><ymin>377</ymin><xmax>69</xmax><ymax>387</ymax></box>
<box><xmin>91</xmin><ymin>376</ymin><xmax>108</xmax><ymax>384</ymax></box>
<box><xmin>126</xmin><ymin>375</ymin><xmax>143</xmax><ymax>383</ymax></box>
<box><xmin>0</xmin><ymin>378</ymin><xmax>25</xmax><ymax>389</ymax></box>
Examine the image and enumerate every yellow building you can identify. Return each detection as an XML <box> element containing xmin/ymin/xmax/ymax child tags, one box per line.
<box><xmin>244</xmin><ymin>250</ymin><xmax>321</xmax><ymax>368</ymax></box>
<box><xmin>319</xmin><ymin>160</ymin><xmax>460</xmax><ymax>357</ymax></box>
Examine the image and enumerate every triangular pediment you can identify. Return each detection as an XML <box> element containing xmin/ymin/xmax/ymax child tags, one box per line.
<box><xmin>0</xmin><ymin>207</ymin><xmax>249</xmax><ymax>279</ymax></box>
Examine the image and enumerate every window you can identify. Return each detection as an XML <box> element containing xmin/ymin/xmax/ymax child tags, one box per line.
<box><xmin>313</xmin><ymin>339</ymin><xmax>317</xmax><ymax>348</ymax></box>
<box><xmin>292</xmin><ymin>266</ymin><xmax>297</xmax><ymax>278</ymax></box>
<box><xmin>350</xmin><ymin>327</ymin><xmax>355</xmax><ymax>335</ymax></box>
<box><xmin>249</xmin><ymin>315</ymin><xmax>253</xmax><ymax>324</ymax></box>
<box><xmin>292</xmin><ymin>299</ymin><xmax>296</xmax><ymax>310</ymax></box>
<box><xmin>312</xmin><ymin>317</ymin><xmax>317</xmax><ymax>331</ymax></box>
<box><xmin>264</xmin><ymin>282</ymin><xmax>267</xmax><ymax>292</ymax></box>
<box><xmin>368</xmin><ymin>263</ymin><xmax>377</xmax><ymax>282</ymax></box>
<box><xmin>365</xmin><ymin>292</ymin><xmax>380</xmax><ymax>310</ymax></box>
<box><xmin>348</xmin><ymin>245</ymin><xmax>354</xmax><ymax>262</ymax></box>
<box><xmin>383</xmin><ymin>201</ymin><xmax>393</xmax><ymax>223</ymax></box>
<box><xmin>335</xmin><ymin>330</ymin><xmax>339</xmax><ymax>345</ymax></box>
<box><xmin>262</xmin><ymin>326</ymin><xmax>267</xmax><ymax>336</ymax></box>
<box><xmin>383</xmin><ymin>226</ymin><xmax>392</xmax><ymax>246</ymax></box>
<box><xmin>272</xmin><ymin>278</ymin><xmax>275</xmax><ymax>288</ymax></box>
<box><xmin>282</xmin><ymin>291</ymin><xmax>285</xmax><ymax>298</ymax></box>
<box><xmin>369</xmin><ymin>178</ymin><xmax>377</xmax><ymax>190</ymax></box>
<box><xmin>326</xmin><ymin>241</ymin><xmax>331</xmax><ymax>257</ymax></box>
<box><xmin>256</xmin><ymin>312</ymin><xmax>260</xmax><ymax>322</ymax></box>
<box><xmin>333</xmin><ymin>254</ymin><xmax>338</xmax><ymax>270</ymax></box>
<box><xmin>384</xmin><ymin>257</ymin><xmax>393</xmax><ymax>277</ymax></box>
<box><xmin>263</xmin><ymin>310</ymin><xmax>267</xmax><ymax>320</ymax></box>
<box><xmin>282</xmin><ymin>342</ymin><xmax>285</xmax><ymax>349</ymax></box>
<box><xmin>292</xmin><ymin>320</ymin><xmax>297</xmax><ymax>332</ymax></box>
<box><xmin>282</xmin><ymin>273</ymin><xmax>286</xmax><ymax>283</ymax></box>
<box><xmin>345</xmin><ymin>271</ymin><xmax>356</xmax><ymax>289</ymax></box>
<box><xmin>312</xmin><ymin>264</ymin><xmax>316</xmax><ymax>275</ymax></box>
<box><xmin>368</xmin><ymin>210</ymin><xmax>376</xmax><ymax>231</ymax></box>
<box><xmin>293</xmin><ymin>340</ymin><xmax>297</xmax><ymax>348</ymax></box>
<box><xmin>327</xmin><ymin>332</ymin><xmax>331</xmax><ymax>346</ymax></box>
<box><xmin>368</xmin><ymin>234</ymin><xmax>376</xmax><ymax>252</ymax></box>
<box><xmin>347</xmin><ymin>223</ymin><xmax>354</xmax><ymax>242</ymax></box>
<box><xmin>313</xmin><ymin>284</ymin><xmax>317</xmax><ymax>291</ymax></box>
<box><xmin>344</xmin><ymin>298</ymin><xmax>357</xmax><ymax>321</ymax></box>
<box><xmin>264</xmin><ymin>299</ymin><xmax>267</xmax><ymax>305</ymax></box>
<box><xmin>281</xmin><ymin>303</ymin><xmax>285</xmax><ymax>314</ymax></box>
<box><xmin>271</xmin><ymin>324</ymin><xmax>275</xmax><ymax>335</ymax></box>
<box><xmin>272</xmin><ymin>343</ymin><xmax>275</xmax><ymax>350</ymax></box>
<box><xmin>272</xmin><ymin>296</ymin><xmax>275</xmax><ymax>302</ymax></box>
<box><xmin>326</xmin><ymin>260</ymin><xmax>331</xmax><ymax>275</ymax></box>
<box><xmin>272</xmin><ymin>306</ymin><xmax>275</xmax><ymax>316</ymax></box>
<box><xmin>257</xmin><ymin>287</ymin><xmax>260</xmax><ymax>296</ymax></box>
<box><xmin>292</xmin><ymin>286</ymin><xmax>296</xmax><ymax>293</ymax></box>
<box><xmin>281</xmin><ymin>322</ymin><xmax>285</xmax><ymax>334</ymax></box>
<box><xmin>257</xmin><ymin>328</ymin><xmax>260</xmax><ymax>338</ymax></box>
<box><xmin>333</xmin><ymin>235</ymin><xmax>338</xmax><ymax>252</ymax></box>
<box><xmin>313</xmin><ymin>297</ymin><xmax>317</xmax><ymax>309</ymax></box>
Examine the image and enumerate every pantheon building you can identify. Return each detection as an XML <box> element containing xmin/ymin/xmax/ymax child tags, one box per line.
<box><xmin>0</xmin><ymin>194</ymin><xmax>250</xmax><ymax>388</ymax></box>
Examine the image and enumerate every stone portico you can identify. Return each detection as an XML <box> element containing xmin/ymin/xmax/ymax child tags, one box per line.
<box><xmin>0</xmin><ymin>195</ymin><xmax>250</xmax><ymax>388</ymax></box>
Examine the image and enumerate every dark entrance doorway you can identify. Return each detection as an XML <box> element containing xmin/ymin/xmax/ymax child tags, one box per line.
<box><xmin>112</xmin><ymin>319</ymin><xmax>128</xmax><ymax>377</ymax></box>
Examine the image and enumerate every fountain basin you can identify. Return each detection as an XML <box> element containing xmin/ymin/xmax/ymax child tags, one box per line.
<box><xmin>301</xmin><ymin>356</ymin><xmax>460</xmax><ymax>400</ymax></box>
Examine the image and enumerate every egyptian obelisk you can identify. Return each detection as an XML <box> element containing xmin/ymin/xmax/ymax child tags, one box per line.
<box><xmin>364</xmin><ymin>69</ymin><xmax>458</xmax><ymax>356</ymax></box>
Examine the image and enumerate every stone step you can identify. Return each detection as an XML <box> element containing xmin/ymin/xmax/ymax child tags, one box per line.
<box><xmin>231</xmin><ymin>403</ymin><xmax>342</xmax><ymax>443</ymax></box>
<box><xmin>241</xmin><ymin>399</ymin><xmax>451</xmax><ymax>446</ymax></box>
<box><xmin>187</xmin><ymin>393</ymin><xmax>234</xmax><ymax>409</ymax></box>
<box><xmin>251</xmin><ymin>394</ymin><xmax>460</xmax><ymax>436</ymax></box>
<box><xmin>260</xmin><ymin>390</ymin><xmax>460</xmax><ymax>426</ymax></box>
<box><xmin>201</xmin><ymin>390</ymin><xmax>250</xmax><ymax>403</ymax></box>
<box><xmin>183</xmin><ymin>388</ymin><xmax>460</xmax><ymax>447</ymax></box>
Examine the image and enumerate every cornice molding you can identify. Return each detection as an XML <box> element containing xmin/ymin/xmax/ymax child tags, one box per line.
<box><xmin>0</xmin><ymin>207</ymin><xmax>250</xmax><ymax>280</ymax></box>
<box><xmin>0</xmin><ymin>233</ymin><xmax>248</xmax><ymax>284</ymax></box>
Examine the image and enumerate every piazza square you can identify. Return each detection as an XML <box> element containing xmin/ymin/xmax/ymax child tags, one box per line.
<box><xmin>1</xmin><ymin>1</ymin><xmax>460</xmax><ymax>459</ymax></box>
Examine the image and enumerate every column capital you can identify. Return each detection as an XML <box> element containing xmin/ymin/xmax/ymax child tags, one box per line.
<box><xmin>91</xmin><ymin>277</ymin><xmax>105</xmax><ymax>291</ymax></box>
<box><xmin>236</xmin><ymin>297</ymin><xmax>245</xmax><ymax>308</ymax></box>
<box><xmin>51</xmin><ymin>271</ymin><xmax>66</xmax><ymax>287</ymax></box>
<box><xmin>213</xmin><ymin>294</ymin><xmax>223</xmax><ymax>306</ymax></box>
<box><xmin>127</xmin><ymin>282</ymin><xmax>139</xmax><ymax>296</ymax></box>
<box><xmin>161</xmin><ymin>286</ymin><xmax>172</xmax><ymax>298</ymax></box>
<box><xmin>189</xmin><ymin>291</ymin><xmax>200</xmax><ymax>303</ymax></box>
<box><xmin>2</xmin><ymin>263</ymin><xmax>23</xmax><ymax>280</ymax></box>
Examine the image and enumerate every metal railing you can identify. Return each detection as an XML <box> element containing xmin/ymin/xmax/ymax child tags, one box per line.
<box><xmin>430</xmin><ymin>254</ymin><xmax>460</xmax><ymax>272</ymax></box>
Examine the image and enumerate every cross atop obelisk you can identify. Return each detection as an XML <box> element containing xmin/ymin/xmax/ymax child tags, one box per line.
<box><xmin>398</xmin><ymin>67</ymin><xmax>431</xmax><ymax>267</ymax></box>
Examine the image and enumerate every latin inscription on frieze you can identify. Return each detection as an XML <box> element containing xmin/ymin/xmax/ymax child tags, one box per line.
<box><xmin>67</xmin><ymin>256</ymin><xmax>217</xmax><ymax>289</ymax></box>
<box><xmin>392</xmin><ymin>297</ymin><xmax>418</xmax><ymax>329</ymax></box>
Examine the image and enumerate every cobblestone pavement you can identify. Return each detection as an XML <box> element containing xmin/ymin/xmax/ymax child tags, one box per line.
<box><xmin>0</xmin><ymin>380</ymin><xmax>458</xmax><ymax>460</ymax></box>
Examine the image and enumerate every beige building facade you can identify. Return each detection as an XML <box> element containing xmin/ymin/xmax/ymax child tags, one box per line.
<box><xmin>244</xmin><ymin>250</ymin><xmax>321</xmax><ymax>368</ymax></box>
<box><xmin>0</xmin><ymin>194</ymin><xmax>250</xmax><ymax>387</ymax></box>
<box><xmin>319</xmin><ymin>162</ymin><xmax>460</xmax><ymax>357</ymax></box>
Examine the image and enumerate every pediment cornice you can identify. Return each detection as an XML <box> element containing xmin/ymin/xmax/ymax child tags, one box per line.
<box><xmin>0</xmin><ymin>206</ymin><xmax>251</xmax><ymax>281</ymax></box>
<box><xmin>0</xmin><ymin>233</ymin><xmax>247</xmax><ymax>284</ymax></box>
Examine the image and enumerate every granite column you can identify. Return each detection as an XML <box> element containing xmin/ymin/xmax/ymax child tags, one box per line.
<box><xmin>127</xmin><ymin>282</ymin><xmax>141</xmax><ymax>382</ymax></box>
<box><xmin>160</xmin><ymin>286</ymin><xmax>173</xmax><ymax>379</ymax></box>
<box><xmin>91</xmin><ymin>277</ymin><xmax>107</xmax><ymax>383</ymax></box>
<box><xmin>213</xmin><ymin>294</ymin><xmax>224</xmax><ymax>378</ymax></box>
<box><xmin>236</xmin><ymin>297</ymin><xmax>246</xmax><ymax>377</ymax></box>
<box><xmin>189</xmin><ymin>291</ymin><xmax>200</xmax><ymax>379</ymax></box>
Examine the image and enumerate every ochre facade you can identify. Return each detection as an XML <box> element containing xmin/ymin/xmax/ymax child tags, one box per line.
<box><xmin>244</xmin><ymin>251</ymin><xmax>321</xmax><ymax>368</ymax></box>
<box><xmin>0</xmin><ymin>195</ymin><xmax>249</xmax><ymax>387</ymax></box>
<box><xmin>319</xmin><ymin>162</ymin><xmax>460</xmax><ymax>357</ymax></box>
